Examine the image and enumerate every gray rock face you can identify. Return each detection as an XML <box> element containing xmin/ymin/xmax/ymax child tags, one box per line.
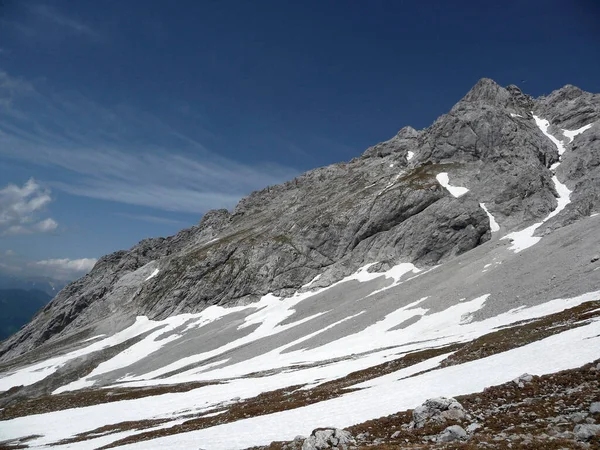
<box><xmin>1</xmin><ymin>78</ymin><xmax>599</xmax><ymax>362</ymax></box>
<box><xmin>301</xmin><ymin>428</ymin><xmax>355</xmax><ymax>450</ymax></box>
<box><xmin>412</xmin><ymin>397</ymin><xmax>467</xmax><ymax>428</ymax></box>
<box><xmin>590</xmin><ymin>402</ymin><xmax>600</xmax><ymax>414</ymax></box>
<box><xmin>535</xmin><ymin>84</ymin><xmax>600</xmax><ymax>234</ymax></box>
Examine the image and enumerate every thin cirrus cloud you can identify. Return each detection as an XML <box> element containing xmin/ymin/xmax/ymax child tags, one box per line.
<box><xmin>0</xmin><ymin>69</ymin><xmax>299</xmax><ymax>214</ymax></box>
<box><xmin>114</xmin><ymin>212</ymin><xmax>187</xmax><ymax>226</ymax></box>
<box><xmin>0</xmin><ymin>178</ymin><xmax>58</xmax><ymax>236</ymax></box>
<box><xmin>28</xmin><ymin>257</ymin><xmax>97</xmax><ymax>279</ymax></box>
<box><xmin>2</xmin><ymin>4</ymin><xmax>103</xmax><ymax>42</ymax></box>
<box><xmin>28</xmin><ymin>4</ymin><xmax>101</xmax><ymax>39</ymax></box>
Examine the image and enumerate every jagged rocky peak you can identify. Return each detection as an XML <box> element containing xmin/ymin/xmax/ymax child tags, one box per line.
<box><xmin>396</xmin><ymin>125</ymin><xmax>420</xmax><ymax>139</ymax></box>
<box><xmin>536</xmin><ymin>84</ymin><xmax>600</xmax><ymax>128</ymax></box>
<box><xmin>361</xmin><ymin>125</ymin><xmax>420</xmax><ymax>159</ymax></box>
<box><xmin>506</xmin><ymin>84</ymin><xmax>534</xmax><ymax>110</ymax></box>
<box><xmin>549</xmin><ymin>84</ymin><xmax>585</xmax><ymax>102</ymax></box>
<box><xmin>459</xmin><ymin>78</ymin><xmax>510</xmax><ymax>106</ymax></box>
<box><xmin>454</xmin><ymin>78</ymin><xmax>533</xmax><ymax>113</ymax></box>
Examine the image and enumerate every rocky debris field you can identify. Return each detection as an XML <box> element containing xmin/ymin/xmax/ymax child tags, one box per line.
<box><xmin>251</xmin><ymin>359</ymin><xmax>600</xmax><ymax>450</ymax></box>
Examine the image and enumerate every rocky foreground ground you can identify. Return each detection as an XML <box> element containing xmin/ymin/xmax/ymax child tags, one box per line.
<box><xmin>253</xmin><ymin>361</ymin><xmax>600</xmax><ymax>450</ymax></box>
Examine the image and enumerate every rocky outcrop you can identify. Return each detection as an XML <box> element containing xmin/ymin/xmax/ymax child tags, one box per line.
<box><xmin>411</xmin><ymin>397</ymin><xmax>468</xmax><ymax>429</ymax></box>
<box><xmin>2</xmin><ymin>78</ymin><xmax>599</xmax><ymax>362</ymax></box>
<box><xmin>301</xmin><ymin>428</ymin><xmax>355</xmax><ymax>450</ymax></box>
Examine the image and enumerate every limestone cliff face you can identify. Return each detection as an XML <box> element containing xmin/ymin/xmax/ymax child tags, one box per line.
<box><xmin>1</xmin><ymin>79</ymin><xmax>598</xmax><ymax>362</ymax></box>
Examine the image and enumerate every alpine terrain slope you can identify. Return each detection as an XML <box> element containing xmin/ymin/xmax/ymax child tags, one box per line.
<box><xmin>1</xmin><ymin>79</ymin><xmax>600</xmax><ymax>449</ymax></box>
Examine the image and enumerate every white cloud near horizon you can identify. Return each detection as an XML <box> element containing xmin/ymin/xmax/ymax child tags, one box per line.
<box><xmin>0</xmin><ymin>178</ymin><xmax>58</xmax><ymax>236</ymax></box>
<box><xmin>28</xmin><ymin>257</ymin><xmax>97</xmax><ymax>279</ymax></box>
<box><xmin>0</xmin><ymin>69</ymin><xmax>299</xmax><ymax>214</ymax></box>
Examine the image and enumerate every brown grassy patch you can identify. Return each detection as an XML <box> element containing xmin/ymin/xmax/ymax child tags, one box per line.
<box><xmin>399</xmin><ymin>163</ymin><xmax>463</xmax><ymax>190</ymax></box>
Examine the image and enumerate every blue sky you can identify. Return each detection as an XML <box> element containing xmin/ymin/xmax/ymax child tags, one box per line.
<box><xmin>0</xmin><ymin>0</ymin><xmax>599</xmax><ymax>280</ymax></box>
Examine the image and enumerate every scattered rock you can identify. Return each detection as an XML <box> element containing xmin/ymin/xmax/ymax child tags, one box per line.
<box><xmin>301</xmin><ymin>428</ymin><xmax>355</xmax><ymax>450</ymax></box>
<box><xmin>590</xmin><ymin>402</ymin><xmax>600</xmax><ymax>414</ymax></box>
<box><xmin>569</xmin><ymin>412</ymin><xmax>588</xmax><ymax>423</ymax></box>
<box><xmin>466</xmin><ymin>422</ymin><xmax>482</xmax><ymax>434</ymax></box>
<box><xmin>390</xmin><ymin>430</ymin><xmax>401</xmax><ymax>439</ymax></box>
<box><xmin>512</xmin><ymin>373</ymin><xmax>534</xmax><ymax>388</ymax></box>
<box><xmin>573</xmin><ymin>424</ymin><xmax>600</xmax><ymax>441</ymax></box>
<box><xmin>437</xmin><ymin>425</ymin><xmax>468</xmax><ymax>442</ymax></box>
<box><xmin>591</xmin><ymin>255</ymin><xmax>599</xmax><ymax>263</ymax></box>
<box><xmin>412</xmin><ymin>397</ymin><xmax>467</xmax><ymax>428</ymax></box>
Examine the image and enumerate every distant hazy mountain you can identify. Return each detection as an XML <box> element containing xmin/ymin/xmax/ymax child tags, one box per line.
<box><xmin>0</xmin><ymin>274</ymin><xmax>69</xmax><ymax>298</ymax></box>
<box><xmin>0</xmin><ymin>289</ymin><xmax>52</xmax><ymax>341</ymax></box>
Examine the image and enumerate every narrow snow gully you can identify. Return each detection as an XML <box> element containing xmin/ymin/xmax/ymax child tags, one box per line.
<box><xmin>502</xmin><ymin>115</ymin><xmax>573</xmax><ymax>253</ymax></box>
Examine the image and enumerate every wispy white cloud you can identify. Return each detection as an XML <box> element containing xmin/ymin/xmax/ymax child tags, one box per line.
<box><xmin>29</xmin><ymin>4</ymin><xmax>100</xmax><ymax>39</ymax></box>
<box><xmin>28</xmin><ymin>257</ymin><xmax>97</xmax><ymax>279</ymax></box>
<box><xmin>0</xmin><ymin>261</ymin><xmax>22</xmax><ymax>272</ymax></box>
<box><xmin>114</xmin><ymin>212</ymin><xmax>187</xmax><ymax>226</ymax></box>
<box><xmin>0</xmin><ymin>70</ymin><xmax>299</xmax><ymax>214</ymax></box>
<box><xmin>0</xmin><ymin>178</ymin><xmax>58</xmax><ymax>236</ymax></box>
<box><xmin>5</xmin><ymin>250</ymin><xmax>16</xmax><ymax>256</ymax></box>
<box><xmin>0</xmin><ymin>70</ymin><xmax>34</xmax><ymax>109</ymax></box>
<box><xmin>3</xmin><ymin>4</ymin><xmax>103</xmax><ymax>42</ymax></box>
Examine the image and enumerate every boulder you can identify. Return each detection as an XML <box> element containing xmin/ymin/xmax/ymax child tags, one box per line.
<box><xmin>573</xmin><ymin>424</ymin><xmax>600</xmax><ymax>441</ymax></box>
<box><xmin>301</xmin><ymin>428</ymin><xmax>355</xmax><ymax>450</ymax></box>
<box><xmin>512</xmin><ymin>373</ymin><xmax>534</xmax><ymax>388</ymax></box>
<box><xmin>412</xmin><ymin>397</ymin><xmax>467</xmax><ymax>428</ymax></box>
<box><xmin>437</xmin><ymin>425</ymin><xmax>468</xmax><ymax>442</ymax></box>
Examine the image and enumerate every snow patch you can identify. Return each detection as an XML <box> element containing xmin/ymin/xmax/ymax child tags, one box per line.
<box><xmin>407</xmin><ymin>151</ymin><xmax>414</xmax><ymax>161</ymax></box>
<box><xmin>145</xmin><ymin>268</ymin><xmax>159</xmax><ymax>281</ymax></box>
<box><xmin>533</xmin><ymin>115</ymin><xmax>566</xmax><ymax>155</ymax></box>
<box><xmin>562</xmin><ymin>123</ymin><xmax>594</xmax><ymax>143</ymax></box>
<box><xmin>479</xmin><ymin>203</ymin><xmax>500</xmax><ymax>232</ymax></box>
<box><xmin>436</xmin><ymin>172</ymin><xmax>469</xmax><ymax>198</ymax></box>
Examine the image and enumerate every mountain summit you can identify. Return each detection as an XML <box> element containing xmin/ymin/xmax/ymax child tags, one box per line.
<box><xmin>1</xmin><ymin>79</ymin><xmax>599</xmax><ymax>449</ymax></box>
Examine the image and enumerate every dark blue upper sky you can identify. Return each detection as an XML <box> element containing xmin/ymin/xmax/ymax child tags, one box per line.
<box><xmin>0</xmin><ymin>0</ymin><xmax>599</xmax><ymax>279</ymax></box>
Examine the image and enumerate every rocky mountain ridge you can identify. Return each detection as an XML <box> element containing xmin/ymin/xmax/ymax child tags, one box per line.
<box><xmin>1</xmin><ymin>78</ymin><xmax>598</xmax><ymax>364</ymax></box>
<box><xmin>1</xmin><ymin>78</ymin><xmax>600</xmax><ymax>450</ymax></box>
